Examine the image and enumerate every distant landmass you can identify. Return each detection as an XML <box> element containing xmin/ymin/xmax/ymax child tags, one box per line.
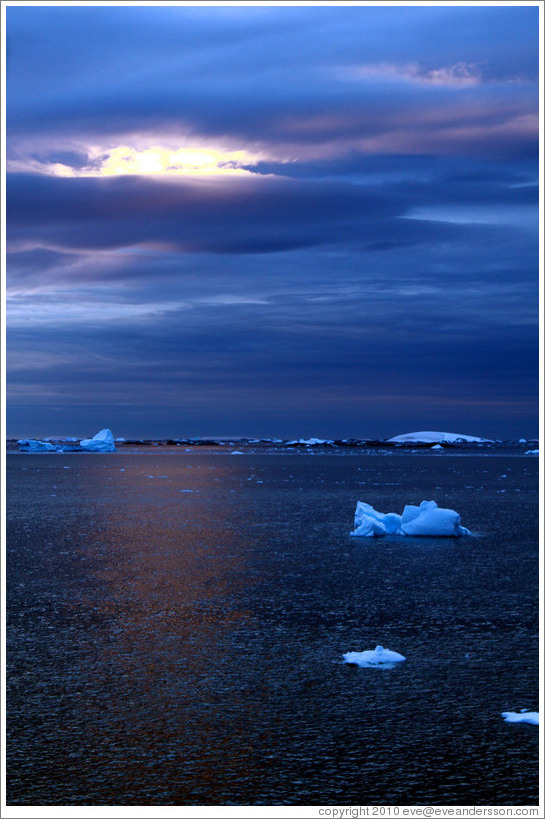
<box><xmin>387</xmin><ymin>431</ymin><xmax>492</xmax><ymax>444</ymax></box>
<box><xmin>8</xmin><ymin>428</ymin><xmax>539</xmax><ymax>453</ymax></box>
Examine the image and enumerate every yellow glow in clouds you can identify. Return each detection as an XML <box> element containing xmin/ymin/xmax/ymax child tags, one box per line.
<box><xmin>96</xmin><ymin>145</ymin><xmax>261</xmax><ymax>176</ymax></box>
<box><xmin>40</xmin><ymin>145</ymin><xmax>266</xmax><ymax>178</ymax></box>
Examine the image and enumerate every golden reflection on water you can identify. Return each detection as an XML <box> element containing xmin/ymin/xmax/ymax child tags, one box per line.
<box><xmin>74</xmin><ymin>455</ymin><xmax>267</xmax><ymax>803</ymax></box>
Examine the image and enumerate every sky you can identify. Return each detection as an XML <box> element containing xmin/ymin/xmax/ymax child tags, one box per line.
<box><xmin>4</xmin><ymin>1</ymin><xmax>541</xmax><ymax>440</ymax></box>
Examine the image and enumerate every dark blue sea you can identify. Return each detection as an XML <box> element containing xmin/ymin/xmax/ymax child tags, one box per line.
<box><xmin>5</xmin><ymin>446</ymin><xmax>540</xmax><ymax>806</ymax></box>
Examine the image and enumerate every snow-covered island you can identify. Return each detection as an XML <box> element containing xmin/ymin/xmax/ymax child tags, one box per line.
<box><xmin>387</xmin><ymin>430</ymin><xmax>492</xmax><ymax>444</ymax></box>
<box><xmin>18</xmin><ymin>428</ymin><xmax>116</xmax><ymax>453</ymax></box>
<box><xmin>350</xmin><ymin>500</ymin><xmax>471</xmax><ymax>537</ymax></box>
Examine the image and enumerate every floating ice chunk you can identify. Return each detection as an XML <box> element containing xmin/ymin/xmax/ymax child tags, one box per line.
<box><xmin>231</xmin><ymin>450</ymin><xmax>245</xmax><ymax>455</ymax></box>
<box><xmin>401</xmin><ymin>500</ymin><xmax>471</xmax><ymax>537</ymax></box>
<box><xmin>301</xmin><ymin>438</ymin><xmax>330</xmax><ymax>445</ymax></box>
<box><xmin>351</xmin><ymin>516</ymin><xmax>387</xmax><ymax>537</ymax></box>
<box><xmin>18</xmin><ymin>439</ymin><xmax>58</xmax><ymax>452</ymax></box>
<box><xmin>524</xmin><ymin>449</ymin><xmax>539</xmax><ymax>455</ymax></box>
<box><xmin>343</xmin><ymin>645</ymin><xmax>406</xmax><ymax>667</ymax></box>
<box><xmin>431</xmin><ymin>444</ymin><xmax>442</xmax><ymax>450</ymax></box>
<box><xmin>502</xmin><ymin>711</ymin><xmax>539</xmax><ymax>725</ymax></box>
<box><xmin>400</xmin><ymin>504</ymin><xmax>421</xmax><ymax>526</ymax></box>
<box><xmin>350</xmin><ymin>502</ymin><xmax>402</xmax><ymax>537</ymax></box>
<box><xmin>79</xmin><ymin>428</ymin><xmax>116</xmax><ymax>452</ymax></box>
<box><xmin>350</xmin><ymin>500</ymin><xmax>470</xmax><ymax>537</ymax></box>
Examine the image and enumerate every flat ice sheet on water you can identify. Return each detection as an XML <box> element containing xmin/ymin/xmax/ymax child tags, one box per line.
<box><xmin>343</xmin><ymin>645</ymin><xmax>406</xmax><ymax>668</ymax></box>
<box><xmin>502</xmin><ymin>711</ymin><xmax>539</xmax><ymax>725</ymax></box>
<box><xmin>351</xmin><ymin>500</ymin><xmax>471</xmax><ymax>537</ymax></box>
<box><xmin>286</xmin><ymin>437</ymin><xmax>332</xmax><ymax>445</ymax></box>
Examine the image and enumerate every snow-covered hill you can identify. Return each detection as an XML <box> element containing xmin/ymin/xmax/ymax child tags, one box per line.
<box><xmin>387</xmin><ymin>430</ymin><xmax>491</xmax><ymax>444</ymax></box>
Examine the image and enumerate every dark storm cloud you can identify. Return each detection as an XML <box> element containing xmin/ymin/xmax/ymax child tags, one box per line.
<box><xmin>6</xmin><ymin>172</ymin><xmax>399</xmax><ymax>253</ymax></box>
<box><xmin>6</xmin><ymin>163</ymin><xmax>538</xmax><ymax>258</ymax></box>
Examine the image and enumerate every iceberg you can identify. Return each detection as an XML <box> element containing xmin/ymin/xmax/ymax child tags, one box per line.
<box><xmin>343</xmin><ymin>645</ymin><xmax>406</xmax><ymax>667</ymax></box>
<box><xmin>351</xmin><ymin>501</ymin><xmax>402</xmax><ymax>536</ymax></box>
<box><xmin>79</xmin><ymin>428</ymin><xmax>116</xmax><ymax>452</ymax></box>
<box><xmin>401</xmin><ymin>501</ymin><xmax>471</xmax><ymax>536</ymax></box>
<box><xmin>17</xmin><ymin>439</ymin><xmax>58</xmax><ymax>452</ymax></box>
<box><xmin>502</xmin><ymin>711</ymin><xmax>539</xmax><ymax>726</ymax></box>
<box><xmin>387</xmin><ymin>430</ymin><xmax>491</xmax><ymax>444</ymax></box>
<box><xmin>524</xmin><ymin>449</ymin><xmax>539</xmax><ymax>456</ymax></box>
<box><xmin>18</xmin><ymin>428</ymin><xmax>117</xmax><ymax>453</ymax></box>
<box><xmin>350</xmin><ymin>500</ymin><xmax>471</xmax><ymax>537</ymax></box>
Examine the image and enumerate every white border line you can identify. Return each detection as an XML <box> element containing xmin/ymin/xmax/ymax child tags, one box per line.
<box><xmin>1</xmin><ymin>1</ymin><xmax>543</xmax><ymax>817</ymax></box>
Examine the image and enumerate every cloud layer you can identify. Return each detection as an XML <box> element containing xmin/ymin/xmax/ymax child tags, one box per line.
<box><xmin>5</xmin><ymin>4</ymin><xmax>540</xmax><ymax>439</ymax></box>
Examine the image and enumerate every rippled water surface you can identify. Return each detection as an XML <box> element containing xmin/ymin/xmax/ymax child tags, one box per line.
<box><xmin>6</xmin><ymin>451</ymin><xmax>539</xmax><ymax>805</ymax></box>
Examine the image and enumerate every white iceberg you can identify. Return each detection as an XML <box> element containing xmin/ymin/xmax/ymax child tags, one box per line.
<box><xmin>351</xmin><ymin>501</ymin><xmax>402</xmax><ymax>536</ymax></box>
<box><xmin>343</xmin><ymin>645</ymin><xmax>406</xmax><ymax>667</ymax></box>
<box><xmin>17</xmin><ymin>439</ymin><xmax>58</xmax><ymax>452</ymax></box>
<box><xmin>502</xmin><ymin>711</ymin><xmax>539</xmax><ymax>726</ymax></box>
<box><xmin>401</xmin><ymin>501</ymin><xmax>471</xmax><ymax>536</ymax></box>
<box><xmin>350</xmin><ymin>500</ymin><xmax>471</xmax><ymax>537</ymax></box>
<box><xmin>387</xmin><ymin>430</ymin><xmax>491</xmax><ymax>443</ymax></box>
<box><xmin>79</xmin><ymin>428</ymin><xmax>116</xmax><ymax>452</ymax></box>
<box><xmin>524</xmin><ymin>449</ymin><xmax>539</xmax><ymax>456</ymax></box>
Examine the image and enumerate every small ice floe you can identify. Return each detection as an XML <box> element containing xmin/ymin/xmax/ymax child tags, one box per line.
<box><xmin>231</xmin><ymin>450</ymin><xmax>245</xmax><ymax>455</ymax></box>
<box><xmin>350</xmin><ymin>500</ymin><xmax>471</xmax><ymax>537</ymax></box>
<box><xmin>524</xmin><ymin>449</ymin><xmax>539</xmax><ymax>456</ymax></box>
<box><xmin>502</xmin><ymin>711</ymin><xmax>539</xmax><ymax>725</ymax></box>
<box><xmin>343</xmin><ymin>645</ymin><xmax>406</xmax><ymax>668</ymax></box>
<box><xmin>431</xmin><ymin>444</ymin><xmax>442</xmax><ymax>450</ymax></box>
<box><xmin>79</xmin><ymin>428</ymin><xmax>116</xmax><ymax>452</ymax></box>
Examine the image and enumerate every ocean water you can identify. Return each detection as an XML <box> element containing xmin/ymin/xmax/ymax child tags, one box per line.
<box><xmin>6</xmin><ymin>449</ymin><xmax>540</xmax><ymax>806</ymax></box>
